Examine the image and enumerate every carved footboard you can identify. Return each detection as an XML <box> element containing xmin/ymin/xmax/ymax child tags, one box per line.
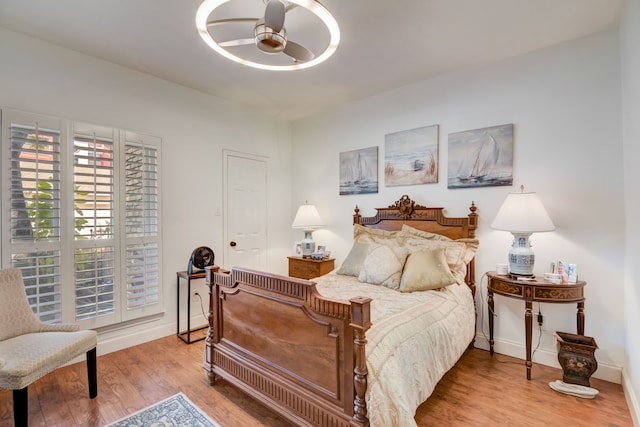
<box><xmin>204</xmin><ymin>266</ymin><xmax>372</xmax><ymax>427</ymax></box>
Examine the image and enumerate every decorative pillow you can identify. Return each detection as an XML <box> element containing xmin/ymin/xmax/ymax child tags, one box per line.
<box><xmin>399</xmin><ymin>224</ymin><xmax>479</xmax><ymax>283</ymax></box>
<box><xmin>399</xmin><ymin>249</ymin><xmax>458</xmax><ymax>292</ymax></box>
<box><xmin>358</xmin><ymin>243</ymin><xmax>409</xmax><ymax>290</ymax></box>
<box><xmin>336</xmin><ymin>242</ymin><xmax>370</xmax><ymax>276</ymax></box>
<box><xmin>353</xmin><ymin>224</ymin><xmax>401</xmax><ymax>247</ymax></box>
<box><xmin>400</xmin><ymin>225</ymin><xmax>449</xmax><ymax>241</ymax></box>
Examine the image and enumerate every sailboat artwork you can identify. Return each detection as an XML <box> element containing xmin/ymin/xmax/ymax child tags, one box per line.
<box><xmin>384</xmin><ymin>124</ymin><xmax>439</xmax><ymax>187</ymax></box>
<box><xmin>339</xmin><ymin>146</ymin><xmax>378</xmax><ymax>195</ymax></box>
<box><xmin>448</xmin><ymin>123</ymin><xmax>513</xmax><ymax>189</ymax></box>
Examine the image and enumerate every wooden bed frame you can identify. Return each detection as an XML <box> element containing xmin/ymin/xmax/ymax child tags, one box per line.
<box><xmin>203</xmin><ymin>195</ymin><xmax>478</xmax><ymax>427</ymax></box>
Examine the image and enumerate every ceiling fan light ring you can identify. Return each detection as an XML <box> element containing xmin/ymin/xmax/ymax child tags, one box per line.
<box><xmin>195</xmin><ymin>0</ymin><xmax>340</xmax><ymax>71</ymax></box>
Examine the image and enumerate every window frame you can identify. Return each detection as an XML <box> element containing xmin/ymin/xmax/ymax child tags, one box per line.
<box><xmin>1</xmin><ymin>108</ymin><xmax>163</xmax><ymax>329</ymax></box>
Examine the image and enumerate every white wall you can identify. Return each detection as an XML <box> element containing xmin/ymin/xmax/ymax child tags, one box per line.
<box><xmin>621</xmin><ymin>0</ymin><xmax>640</xmax><ymax>424</ymax></box>
<box><xmin>292</xmin><ymin>30</ymin><xmax>625</xmax><ymax>384</ymax></box>
<box><xmin>0</xmin><ymin>28</ymin><xmax>294</xmax><ymax>353</ymax></box>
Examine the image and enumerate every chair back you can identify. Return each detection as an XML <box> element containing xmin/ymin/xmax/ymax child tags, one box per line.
<box><xmin>0</xmin><ymin>268</ymin><xmax>43</xmax><ymax>341</ymax></box>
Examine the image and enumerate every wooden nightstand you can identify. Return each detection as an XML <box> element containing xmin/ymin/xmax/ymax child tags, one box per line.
<box><xmin>486</xmin><ymin>271</ymin><xmax>586</xmax><ymax>380</ymax></box>
<box><xmin>288</xmin><ymin>256</ymin><xmax>335</xmax><ymax>279</ymax></box>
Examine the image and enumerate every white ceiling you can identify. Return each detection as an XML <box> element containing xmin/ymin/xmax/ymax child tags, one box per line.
<box><xmin>0</xmin><ymin>0</ymin><xmax>623</xmax><ymax>121</ymax></box>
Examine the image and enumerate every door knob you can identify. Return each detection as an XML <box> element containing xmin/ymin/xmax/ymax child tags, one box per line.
<box><xmin>230</xmin><ymin>241</ymin><xmax>237</xmax><ymax>247</ymax></box>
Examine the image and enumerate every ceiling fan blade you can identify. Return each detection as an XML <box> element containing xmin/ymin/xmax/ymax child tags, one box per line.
<box><xmin>218</xmin><ymin>38</ymin><xmax>255</xmax><ymax>48</ymax></box>
<box><xmin>264</xmin><ymin>0</ymin><xmax>285</xmax><ymax>32</ymax></box>
<box><xmin>207</xmin><ymin>17</ymin><xmax>258</xmax><ymax>27</ymax></box>
<box><xmin>283</xmin><ymin>41</ymin><xmax>315</xmax><ymax>63</ymax></box>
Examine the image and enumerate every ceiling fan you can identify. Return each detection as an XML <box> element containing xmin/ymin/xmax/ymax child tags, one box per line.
<box><xmin>210</xmin><ymin>0</ymin><xmax>314</xmax><ymax>63</ymax></box>
<box><xmin>195</xmin><ymin>0</ymin><xmax>340</xmax><ymax>71</ymax></box>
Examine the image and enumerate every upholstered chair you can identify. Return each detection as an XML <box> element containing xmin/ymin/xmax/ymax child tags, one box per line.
<box><xmin>0</xmin><ymin>268</ymin><xmax>98</xmax><ymax>427</ymax></box>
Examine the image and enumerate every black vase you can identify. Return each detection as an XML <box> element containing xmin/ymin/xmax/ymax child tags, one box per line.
<box><xmin>556</xmin><ymin>331</ymin><xmax>598</xmax><ymax>387</ymax></box>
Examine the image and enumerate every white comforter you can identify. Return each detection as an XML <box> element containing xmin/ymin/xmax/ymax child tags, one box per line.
<box><xmin>315</xmin><ymin>273</ymin><xmax>476</xmax><ymax>427</ymax></box>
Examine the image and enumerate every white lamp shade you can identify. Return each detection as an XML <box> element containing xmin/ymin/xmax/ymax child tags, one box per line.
<box><xmin>292</xmin><ymin>204</ymin><xmax>323</xmax><ymax>230</ymax></box>
<box><xmin>491</xmin><ymin>191</ymin><xmax>555</xmax><ymax>233</ymax></box>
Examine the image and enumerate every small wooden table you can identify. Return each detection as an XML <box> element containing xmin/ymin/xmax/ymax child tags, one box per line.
<box><xmin>287</xmin><ymin>256</ymin><xmax>335</xmax><ymax>280</ymax></box>
<box><xmin>486</xmin><ymin>271</ymin><xmax>586</xmax><ymax>380</ymax></box>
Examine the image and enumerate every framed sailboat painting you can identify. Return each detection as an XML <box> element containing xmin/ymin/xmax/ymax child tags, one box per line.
<box><xmin>447</xmin><ymin>123</ymin><xmax>513</xmax><ymax>189</ymax></box>
<box><xmin>339</xmin><ymin>146</ymin><xmax>378</xmax><ymax>195</ymax></box>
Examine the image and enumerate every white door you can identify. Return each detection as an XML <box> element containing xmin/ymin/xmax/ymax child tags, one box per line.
<box><xmin>223</xmin><ymin>150</ymin><xmax>268</xmax><ymax>271</ymax></box>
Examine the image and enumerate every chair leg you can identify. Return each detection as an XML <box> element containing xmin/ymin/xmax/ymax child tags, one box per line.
<box><xmin>13</xmin><ymin>386</ymin><xmax>28</xmax><ymax>427</ymax></box>
<box><xmin>87</xmin><ymin>347</ymin><xmax>98</xmax><ymax>398</ymax></box>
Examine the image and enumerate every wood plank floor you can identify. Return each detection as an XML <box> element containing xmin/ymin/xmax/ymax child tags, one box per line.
<box><xmin>0</xmin><ymin>335</ymin><xmax>633</xmax><ymax>426</ymax></box>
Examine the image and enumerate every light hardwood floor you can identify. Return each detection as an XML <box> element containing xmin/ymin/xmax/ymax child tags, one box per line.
<box><xmin>0</xmin><ymin>335</ymin><xmax>633</xmax><ymax>426</ymax></box>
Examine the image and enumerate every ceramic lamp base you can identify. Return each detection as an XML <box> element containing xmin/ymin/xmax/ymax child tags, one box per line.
<box><xmin>508</xmin><ymin>232</ymin><xmax>535</xmax><ymax>276</ymax></box>
<box><xmin>301</xmin><ymin>230</ymin><xmax>315</xmax><ymax>258</ymax></box>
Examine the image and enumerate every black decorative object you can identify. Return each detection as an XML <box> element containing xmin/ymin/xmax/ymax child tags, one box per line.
<box><xmin>556</xmin><ymin>331</ymin><xmax>598</xmax><ymax>387</ymax></box>
<box><xmin>187</xmin><ymin>246</ymin><xmax>215</xmax><ymax>275</ymax></box>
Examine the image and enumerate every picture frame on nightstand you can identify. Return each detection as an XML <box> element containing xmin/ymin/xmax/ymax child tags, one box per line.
<box><xmin>293</xmin><ymin>241</ymin><xmax>302</xmax><ymax>256</ymax></box>
<box><xmin>553</xmin><ymin>260</ymin><xmax>578</xmax><ymax>283</ymax></box>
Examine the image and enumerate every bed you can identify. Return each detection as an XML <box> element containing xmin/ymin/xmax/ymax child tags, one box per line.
<box><xmin>203</xmin><ymin>195</ymin><xmax>478</xmax><ymax>426</ymax></box>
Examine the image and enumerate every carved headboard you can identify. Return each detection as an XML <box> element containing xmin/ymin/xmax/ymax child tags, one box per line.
<box><xmin>352</xmin><ymin>195</ymin><xmax>478</xmax><ymax>293</ymax></box>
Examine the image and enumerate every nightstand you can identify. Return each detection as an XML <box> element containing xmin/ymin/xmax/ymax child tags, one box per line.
<box><xmin>288</xmin><ymin>256</ymin><xmax>335</xmax><ymax>279</ymax></box>
<box><xmin>486</xmin><ymin>271</ymin><xmax>586</xmax><ymax>380</ymax></box>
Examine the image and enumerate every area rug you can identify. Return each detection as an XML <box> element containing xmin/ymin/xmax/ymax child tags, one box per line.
<box><xmin>106</xmin><ymin>392</ymin><xmax>221</xmax><ymax>426</ymax></box>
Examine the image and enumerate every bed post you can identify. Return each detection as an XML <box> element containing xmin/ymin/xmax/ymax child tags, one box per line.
<box><xmin>349</xmin><ymin>296</ymin><xmax>372</xmax><ymax>426</ymax></box>
<box><xmin>466</xmin><ymin>202</ymin><xmax>478</xmax><ymax>297</ymax></box>
<box><xmin>353</xmin><ymin>205</ymin><xmax>361</xmax><ymax>225</ymax></box>
<box><xmin>204</xmin><ymin>265</ymin><xmax>222</xmax><ymax>386</ymax></box>
<box><xmin>468</xmin><ymin>201</ymin><xmax>478</xmax><ymax>238</ymax></box>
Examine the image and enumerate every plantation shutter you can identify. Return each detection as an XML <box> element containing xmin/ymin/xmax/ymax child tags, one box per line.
<box><xmin>122</xmin><ymin>132</ymin><xmax>161</xmax><ymax>318</ymax></box>
<box><xmin>2</xmin><ymin>109</ymin><xmax>163</xmax><ymax>327</ymax></box>
<box><xmin>72</xmin><ymin>124</ymin><xmax>118</xmax><ymax>325</ymax></box>
<box><xmin>1</xmin><ymin>111</ymin><xmax>64</xmax><ymax>323</ymax></box>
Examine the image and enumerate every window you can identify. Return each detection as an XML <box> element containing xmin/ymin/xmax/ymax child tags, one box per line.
<box><xmin>1</xmin><ymin>109</ymin><xmax>162</xmax><ymax>328</ymax></box>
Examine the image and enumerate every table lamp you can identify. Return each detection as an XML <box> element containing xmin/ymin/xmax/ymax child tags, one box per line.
<box><xmin>491</xmin><ymin>186</ymin><xmax>555</xmax><ymax>276</ymax></box>
<box><xmin>292</xmin><ymin>202</ymin><xmax>323</xmax><ymax>258</ymax></box>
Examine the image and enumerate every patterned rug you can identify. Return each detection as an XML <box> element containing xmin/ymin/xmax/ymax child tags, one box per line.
<box><xmin>106</xmin><ymin>393</ymin><xmax>221</xmax><ymax>426</ymax></box>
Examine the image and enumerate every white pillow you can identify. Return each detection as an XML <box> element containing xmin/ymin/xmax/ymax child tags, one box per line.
<box><xmin>358</xmin><ymin>243</ymin><xmax>409</xmax><ymax>290</ymax></box>
<box><xmin>336</xmin><ymin>242</ymin><xmax>370</xmax><ymax>276</ymax></box>
<box><xmin>353</xmin><ymin>224</ymin><xmax>402</xmax><ymax>246</ymax></box>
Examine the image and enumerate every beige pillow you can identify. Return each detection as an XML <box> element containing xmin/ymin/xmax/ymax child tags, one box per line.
<box><xmin>336</xmin><ymin>242</ymin><xmax>369</xmax><ymax>276</ymax></box>
<box><xmin>399</xmin><ymin>249</ymin><xmax>458</xmax><ymax>292</ymax></box>
<box><xmin>400</xmin><ymin>225</ymin><xmax>448</xmax><ymax>241</ymax></box>
<box><xmin>358</xmin><ymin>243</ymin><xmax>409</xmax><ymax>290</ymax></box>
<box><xmin>353</xmin><ymin>224</ymin><xmax>401</xmax><ymax>246</ymax></box>
<box><xmin>400</xmin><ymin>224</ymin><xmax>479</xmax><ymax>282</ymax></box>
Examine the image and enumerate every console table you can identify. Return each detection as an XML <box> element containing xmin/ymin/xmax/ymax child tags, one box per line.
<box><xmin>486</xmin><ymin>271</ymin><xmax>586</xmax><ymax>380</ymax></box>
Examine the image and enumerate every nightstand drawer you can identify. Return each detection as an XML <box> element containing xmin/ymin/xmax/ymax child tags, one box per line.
<box><xmin>288</xmin><ymin>257</ymin><xmax>335</xmax><ymax>279</ymax></box>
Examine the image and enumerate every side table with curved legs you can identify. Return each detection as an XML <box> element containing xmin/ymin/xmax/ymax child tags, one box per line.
<box><xmin>486</xmin><ymin>271</ymin><xmax>586</xmax><ymax>380</ymax></box>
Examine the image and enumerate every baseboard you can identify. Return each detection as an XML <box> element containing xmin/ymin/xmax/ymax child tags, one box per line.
<box><xmin>622</xmin><ymin>370</ymin><xmax>640</xmax><ymax>427</ymax></box>
<box><xmin>66</xmin><ymin>320</ymin><xmax>176</xmax><ymax>366</ymax></box>
<box><xmin>474</xmin><ymin>336</ymin><xmax>622</xmax><ymax>384</ymax></box>
<box><xmin>96</xmin><ymin>321</ymin><xmax>176</xmax><ymax>355</ymax></box>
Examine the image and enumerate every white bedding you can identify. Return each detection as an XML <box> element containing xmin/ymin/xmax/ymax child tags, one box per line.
<box><xmin>315</xmin><ymin>272</ymin><xmax>476</xmax><ymax>427</ymax></box>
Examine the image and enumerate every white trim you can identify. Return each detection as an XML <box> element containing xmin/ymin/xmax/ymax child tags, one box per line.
<box><xmin>474</xmin><ymin>337</ymin><xmax>622</xmax><ymax>384</ymax></box>
<box><xmin>622</xmin><ymin>369</ymin><xmax>640</xmax><ymax>427</ymax></box>
<box><xmin>66</xmin><ymin>320</ymin><xmax>175</xmax><ymax>366</ymax></box>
